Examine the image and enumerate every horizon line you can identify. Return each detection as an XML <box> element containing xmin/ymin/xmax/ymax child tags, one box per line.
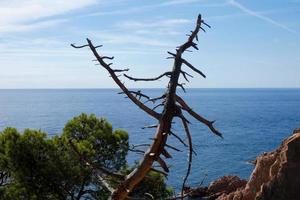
<box><xmin>0</xmin><ymin>87</ymin><xmax>299</xmax><ymax>90</ymax></box>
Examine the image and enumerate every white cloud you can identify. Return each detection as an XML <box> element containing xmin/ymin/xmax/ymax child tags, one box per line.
<box><xmin>87</xmin><ymin>0</ymin><xmax>227</xmax><ymax>17</ymax></box>
<box><xmin>82</xmin><ymin>18</ymin><xmax>193</xmax><ymax>47</ymax></box>
<box><xmin>118</xmin><ymin>19</ymin><xmax>191</xmax><ymax>29</ymax></box>
<box><xmin>117</xmin><ymin>18</ymin><xmax>192</xmax><ymax>36</ymax></box>
<box><xmin>229</xmin><ymin>0</ymin><xmax>298</xmax><ymax>34</ymax></box>
<box><xmin>88</xmin><ymin>31</ymin><xmax>175</xmax><ymax>47</ymax></box>
<box><xmin>0</xmin><ymin>19</ymin><xmax>68</xmax><ymax>34</ymax></box>
<box><xmin>0</xmin><ymin>0</ymin><xmax>97</xmax><ymax>33</ymax></box>
<box><xmin>158</xmin><ymin>0</ymin><xmax>200</xmax><ymax>6</ymax></box>
<box><xmin>160</xmin><ymin>0</ymin><xmax>227</xmax><ymax>7</ymax></box>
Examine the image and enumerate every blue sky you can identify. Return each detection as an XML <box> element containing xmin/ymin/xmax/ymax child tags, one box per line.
<box><xmin>0</xmin><ymin>0</ymin><xmax>299</xmax><ymax>88</ymax></box>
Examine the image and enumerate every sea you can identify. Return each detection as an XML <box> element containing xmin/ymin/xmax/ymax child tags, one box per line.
<box><xmin>0</xmin><ymin>88</ymin><xmax>299</xmax><ymax>191</ymax></box>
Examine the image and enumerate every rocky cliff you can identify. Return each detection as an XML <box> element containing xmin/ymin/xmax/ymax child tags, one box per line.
<box><xmin>188</xmin><ymin>128</ymin><xmax>300</xmax><ymax>200</ymax></box>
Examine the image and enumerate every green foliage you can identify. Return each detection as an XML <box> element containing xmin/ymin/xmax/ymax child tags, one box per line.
<box><xmin>0</xmin><ymin>113</ymin><xmax>172</xmax><ymax>199</ymax></box>
<box><xmin>62</xmin><ymin>113</ymin><xmax>128</xmax><ymax>171</ymax></box>
<box><xmin>131</xmin><ymin>171</ymin><xmax>173</xmax><ymax>199</ymax></box>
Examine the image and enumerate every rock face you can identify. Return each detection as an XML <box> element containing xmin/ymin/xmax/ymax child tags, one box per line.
<box><xmin>217</xmin><ymin>129</ymin><xmax>300</xmax><ymax>200</ymax></box>
<box><xmin>184</xmin><ymin>176</ymin><xmax>247</xmax><ymax>199</ymax></box>
<box><xmin>208</xmin><ymin>176</ymin><xmax>247</xmax><ymax>196</ymax></box>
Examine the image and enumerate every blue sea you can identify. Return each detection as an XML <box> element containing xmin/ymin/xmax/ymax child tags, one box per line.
<box><xmin>0</xmin><ymin>88</ymin><xmax>299</xmax><ymax>190</ymax></box>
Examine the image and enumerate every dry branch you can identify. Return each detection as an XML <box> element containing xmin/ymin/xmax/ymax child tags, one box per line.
<box><xmin>165</xmin><ymin>143</ymin><xmax>183</xmax><ymax>152</ymax></box>
<box><xmin>179</xmin><ymin>116</ymin><xmax>193</xmax><ymax>198</ymax></box>
<box><xmin>71</xmin><ymin>14</ymin><xmax>221</xmax><ymax>200</ymax></box>
<box><xmin>162</xmin><ymin>149</ymin><xmax>172</xmax><ymax>158</ymax></box>
<box><xmin>181</xmin><ymin>58</ymin><xmax>206</xmax><ymax>78</ymax></box>
<box><xmin>156</xmin><ymin>157</ymin><xmax>169</xmax><ymax>173</ymax></box>
<box><xmin>169</xmin><ymin>131</ymin><xmax>188</xmax><ymax>147</ymax></box>
<box><xmin>70</xmin><ymin>43</ymin><xmax>89</xmax><ymax>49</ymax></box>
<box><xmin>118</xmin><ymin>90</ymin><xmax>150</xmax><ymax>100</ymax></box>
<box><xmin>123</xmin><ymin>72</ymin><xmax>172</xmax><ymax>82</ymax></box>
<box><xmin>78</xmin><ymin>38</ymin><xmax>161</xmax><ymax>120</ymax></box>
<box><xmin>113</xmin><ymin>68</ymin><xmax>129</xmax><ymax>73</ymax></box>
<box><xmin>175</xmin><ymin>95</ymin><xmax>223</xmax><ymax>138</ymax></box>
<box><xmin>144</xmin><ymin>94</ymin><xmax>166</xmax><ymax>104</ymax></box>
<box><xmin>141</xmin><ymin>124</ymin><xmax>158</xmax><ymax>129</ymax></box>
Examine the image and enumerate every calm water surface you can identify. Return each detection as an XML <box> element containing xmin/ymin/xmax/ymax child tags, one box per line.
<box><xmin>0</xmin><ymin>89</ymin><xmax>299</xmax><ymax>190</ymax></box>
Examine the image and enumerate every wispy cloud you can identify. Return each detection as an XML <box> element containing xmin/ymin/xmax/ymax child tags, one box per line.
<box><xmin>80</xmin><ymin>18</ymin><xmax>192</xmax><ymax>47</ymax></box>
<box><xmin>0</xmin><ymin>19</ymin><xmax>68</xmax><ymax>34</ymax></box>
<box><xmin>0</xmin><ymin>0</ymin><xmax>97</xmax><ymax>33</ymax></box>
<box><xmin>228</xmin><ymin>0</ymin><xmax>298</xmax><ymax>34</ymax></box>
<box><xmin>158</xmin><ymin>0</ymin><xmax>200</xmax><ymax>6</ymax></box>
<box><xmin>118</xmin><ymin>19</ymin><xmax>191</xmax><ymax>29</ymax></box>
<box><xmin>160</xmin><ymin>0</ymin><xmax>227</xmax><ymax>7</ymax></box>
<box><xmin>87</xmin><ymin>31</ymin><xmax>175</xmax><ymax>47</ymax></box>
<box><xmin>116</xmin><ymin>18</ymin><xmax>191</xmax><ymax>36</ymax></box>
<box><xmin>87</xmin><ymin>0</ymin><xmax>227</xmax><ymax>17</ymax></box>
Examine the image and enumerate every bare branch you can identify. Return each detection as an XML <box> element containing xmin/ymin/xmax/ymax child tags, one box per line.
<box><xmin>72</xmin><ymin>14</ymin><xmax>220</xmax><ymax>200</ymax></box>
<box><xmin>191</xmin><ymin>42</ymin><xmax>199</xmax><ymax>50</ymax></box>
<box><xmin>102</xmin><ymin>56</ymin><xmax>114</xmax><ymax>60</ymax></box>
<box><xmin>177</xmin><ymin>83</ymin><xmax>186</xmax><ymax>93</ymax></box>
<box><xmin>200</xmin><ymin>27</ymin><xmax>206</xmax><ymax>32</ymax></box>
<box><xmin>131</xmin><ymin>144</ymin><xmax>150</xmax><ymax>148</ymax></box>
<box><xmin>144</xmin><ymin>193</ymin><xmax>154</xmax><ymax>200</ymax></box>
<box><xmin>165</xmin><ymin>144</ymin><xmax>182</xmax><ymax>152</ymax></box>
<box><xmin>71</xmin><ymin>43</ymin><xmax>89</xmax><ymax>49</ymax></box>
<box><xmin>201</xmin><ymin>20</ymin><xmax>211</xmax><ymax>28</ymax></box>
<box><xmin>141</xmin><ymin>124</ymin><xmax>158</xmax><ymax>129</ymax></box>
<box><xmin>175</xmin><ymin>95</ymin><xmax>223</xmax><ymax>138</ymax></box>
<box><xmin>123</xmin><ymin>72</ymin><xmax>172</xmax><ymax>82</ymax></box>
<box><xmin>113</xmin><ymin>68</ymin><xmax>129</xmax><ymax>73</ymax></box>
<box><xmin>150</xmin><ymin>168</ymin><xmax>168</xmax><ymax>177</ymax></box>
<box><xmin>118</xmin><ymin>90</ymin><xmax>150</xmax><ymax>100</ymax></box>
<box><xmin>162</xmin><ymin>149</ymin><xmax>172</xmax><ymax>159</ymax></box>
<box><xmin>169</xmin><ymin>131</ymin><xmax>188</xmax><ymax>147</ymax></box>
<box><xmin>180</xmin><ymin>70</ymin><xmax>194</xmax><ymax>82</ymax></box>
<box><xmin>167</xmin><ymin>51</ymin><xmax>177</xmax><ymax>57</ymax></box>
<box><xmin>179</xmin><ymin>116</ymin><xmax>193</xmax><ymax>198</ymax></box>
<box><xmin>180</xmin><ymin>71</ymin><xmax>190</xmax><ymax>82</ymax></box>
<box><xmin>156</xmin><ymin>157</ymin><xmax>169</xmax><ymax>173</ymax></box>
<box><xmin>152</xmin><ymin>103</ymin><xmax>164</xmax><ymax>111</ymax></box>
<box><xmin>181</xmin><ymin>59</ymin><xmax>206</xmax><ymax>78</ymax></box>
<box><xmin>84</xmin><ymin>38</ymin><xmax>161</xmax><ymax>120</ymax></box>
<box><xmin>144</xmin><ymin>94</ymin><xmax>166</xmax><ymax>104</ymax></box>
<box><xmin>178</xmin><ymin>14</ymin><xmax>203</xmax><ymax>53</ymax></box>
<box><xmin>129</xmin><ymin>148</ymin><xmax>145</xmax><ymax>155</ymax></box>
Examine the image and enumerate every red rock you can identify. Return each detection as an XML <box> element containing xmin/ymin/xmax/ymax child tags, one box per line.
<box><xmin>217</xmin><ymin>129</ymin><xmax>300</xmax><ymax>200</ymax></box>
<box><xmin>208</xmin><ymin>175</ymin><xmax>247</xmax><ymax>195</ymax></box>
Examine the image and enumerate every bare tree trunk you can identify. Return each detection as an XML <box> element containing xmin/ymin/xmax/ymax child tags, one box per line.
<box><xmin>71</xmin><ymin>14</ymin><xmax>222</xmax><ymax>200</ymax></box>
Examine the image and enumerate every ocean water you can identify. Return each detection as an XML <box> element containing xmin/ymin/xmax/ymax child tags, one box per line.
<box><xmin>0</xmin><ymin>88</ymin><xmax>299</xmax><ymax>190</ymax></box>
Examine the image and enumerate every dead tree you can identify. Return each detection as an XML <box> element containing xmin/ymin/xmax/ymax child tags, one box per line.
<box><xmin>71</xmin><ymin>14</ymin><xmax>222</xmax><ymax>200</ymax></box>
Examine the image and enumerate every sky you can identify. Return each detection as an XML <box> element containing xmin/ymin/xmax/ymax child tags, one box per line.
<box><xmin>0</xmin><ymin>0</ymin><xmax>300</xmax><ymax>89</ymax></box>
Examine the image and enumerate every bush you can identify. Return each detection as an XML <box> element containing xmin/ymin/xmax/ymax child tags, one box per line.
<box><xmin>0</xmin><ymin>113</ymin><xmax>172</xmax><ymax>199</ymax></box>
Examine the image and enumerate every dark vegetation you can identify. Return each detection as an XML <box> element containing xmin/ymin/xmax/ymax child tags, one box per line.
<box><xmin>0</xmin><ymin>114</ymin><xmax>172</xmax><ymax>199</ymax></box>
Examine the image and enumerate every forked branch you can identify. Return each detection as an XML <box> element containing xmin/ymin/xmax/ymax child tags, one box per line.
<box><xmin>118</xmin><ymin>90</ymin><xmax>150</xmax><ymax>100</ymax></box>
<box><xmin>71</xmin><ymin>14</ymin><xmax>222</xmax><ymax>200</ymax></box>
<box><xmin>72</xmin><ymin>39</ymin><xmax>161</xmax><ymax>120</ymax></box>
<box><xmin>176</xmin><ymin>95</ymin><xmax>223</xmax><ymax>138</ymax></box>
